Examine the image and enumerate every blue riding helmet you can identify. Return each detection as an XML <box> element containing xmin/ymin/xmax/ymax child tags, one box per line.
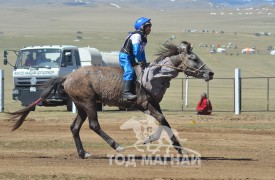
<box><xmin>134</xmin><ymin>17</ymin><xmax>151</xmax><ymax>30</ymax></box>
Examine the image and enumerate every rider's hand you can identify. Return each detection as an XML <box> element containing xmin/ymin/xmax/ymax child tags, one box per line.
<box><xmin>140</xmin><ymin>62</ymin><xmax>146</xmax><ymax>69</ymax></box>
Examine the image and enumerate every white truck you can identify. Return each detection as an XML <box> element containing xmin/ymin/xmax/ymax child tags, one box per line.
<box><xmin>3</xmin><ymin>45</ymin><xmax>120</xmax><ymax>111</ymax></box>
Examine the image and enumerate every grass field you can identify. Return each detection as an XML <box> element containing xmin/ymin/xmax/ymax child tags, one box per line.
<box><xmin>2</xmin><ymin>29</ymin><xmax>275</xmax><ymax>111</ymax></box>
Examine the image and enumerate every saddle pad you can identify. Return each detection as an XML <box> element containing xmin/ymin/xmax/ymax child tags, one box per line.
<box><xmin>134</xmin><ymin>57</ymin><xmax>179</xmax><ymax>102</ymax></box>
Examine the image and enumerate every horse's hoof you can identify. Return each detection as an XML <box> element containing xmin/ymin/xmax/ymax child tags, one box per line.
<box><xmin>178</xmin><ymin>148</ymin><xmax>187</xmax><ymax>155</ymax></box>
<box><xmin>116</xmin><ymin>146</ymin><xmax>124</xmax><ymax>153</ymax></box>
<box><xmin>79</xmin><ymin>151</ymin><xmax>90</xmax><ymax>159</ymax></box>
<box><xmin>144</xmin><ymin>136</ymin><xmax>151</xmax><ymax>144</ymax></box>
<box><xmin>84</xmin><ymin>152</ymin><xmax>92</xmax><ymax>158</ymax></box>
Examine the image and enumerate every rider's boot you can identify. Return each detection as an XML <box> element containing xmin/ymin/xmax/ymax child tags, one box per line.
<box><xmin>123</xmin><ymin>80</ymin><xmax>137</xmax><ymax>101</ymax></box>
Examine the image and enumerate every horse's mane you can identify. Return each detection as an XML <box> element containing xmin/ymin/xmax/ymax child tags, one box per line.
<box><xmin>154</xmin><ymin>41</ymin><xmax>191</xmax><ymax>63</ymax></box>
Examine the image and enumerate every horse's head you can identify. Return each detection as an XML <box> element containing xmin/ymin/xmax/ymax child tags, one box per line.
<box><xmin>176</xmin><ymin>41</ymin><xmax>214</xmax><ymax>81</ymax></box>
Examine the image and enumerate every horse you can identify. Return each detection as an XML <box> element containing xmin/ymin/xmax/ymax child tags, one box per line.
<box><xmin>8</xmin><ymin>41</ymin><xmax>214</xmax><ymax>159</ymax></box>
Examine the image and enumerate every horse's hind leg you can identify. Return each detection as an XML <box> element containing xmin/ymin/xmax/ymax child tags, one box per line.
<box><xmin>143</xmin><ymin>102</ymin><xmax>184</xmax><ymax>154</ymax></box>
<box><xmin>70</xmin><ymin>105</ymin><xmax>89</xmax><ymax>159</ymax></box>
<box><xmin>87</xmin><ymin>103</ymin><xmax>124</xmax><ymax>152</ymax></box>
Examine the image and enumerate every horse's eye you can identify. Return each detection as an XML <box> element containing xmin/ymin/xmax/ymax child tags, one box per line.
<box><xmin>188</xmin><ymin>54</ymin><xmax>196</xmax><ymax>60</ymax></box>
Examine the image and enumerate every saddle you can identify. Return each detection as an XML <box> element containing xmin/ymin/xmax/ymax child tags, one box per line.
<box><xmin>134</xmin><ymin>63</ymin><xmax>147</xmax><ymax>83</ymax></box>
<box><xmin>133</xmin><ymin>58</ymin><xmax>179</xmax><ymax>102</ymax></box>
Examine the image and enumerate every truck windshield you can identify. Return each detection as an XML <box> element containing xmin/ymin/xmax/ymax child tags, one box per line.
<box><xmin>16</xmin><ymin>49</ymin><xmax>61</xmax><ymax>68</ymax></box>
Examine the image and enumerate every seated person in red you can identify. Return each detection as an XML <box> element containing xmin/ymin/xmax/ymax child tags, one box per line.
<box><xmin>196</xmin><ymin>92</ymin><xmax>212</xmax><ymax>115</ymax></box>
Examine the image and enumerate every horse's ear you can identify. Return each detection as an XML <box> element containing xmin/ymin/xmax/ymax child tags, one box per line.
<box><xmin>187</xmin><ymin>43</ymin><xmax>193</xmax><ymax>53</ymax></box>
<box><xmin>178</xmin><ymin>41</ymin><xmax>189</xmax><ymax>54</ymax></box>
<box><xmin>182</xmin><ymin>41</ymin><xmax>193</xmax><ymax>54</ymax></box>
<box><xmin>181</xmin><ymin>41</ymin><xmax>189</xmax><ymax>45</ymax></box>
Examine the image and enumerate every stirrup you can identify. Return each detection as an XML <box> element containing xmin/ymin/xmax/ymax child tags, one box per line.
<box><xmin>123</xmin><ymin>93</ymin><xmax>137</xmax><ymax>101</ymax></box>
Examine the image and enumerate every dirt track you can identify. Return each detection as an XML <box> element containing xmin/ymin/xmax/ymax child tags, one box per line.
<box><xmin>0</xmin><ymin>111</ymin><xmax>275</xmax><ymax>179</ymax></box>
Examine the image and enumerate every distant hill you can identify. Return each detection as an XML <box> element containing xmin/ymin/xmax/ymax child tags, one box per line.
<box><xmin>211</xmin><ymin>0</ymin><xmax>275</xmax><ymax>8</ymax></box>
<box><xmin>0</xmin><ymin>0</ymin><xmax>274</xmax><ymax>9</ymax></box>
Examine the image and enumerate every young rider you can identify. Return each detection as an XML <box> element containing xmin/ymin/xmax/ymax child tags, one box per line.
<box><xmin>119</xmin><ymin>17</ymin><xmax>152</xmax><ymax>101</ymax></box>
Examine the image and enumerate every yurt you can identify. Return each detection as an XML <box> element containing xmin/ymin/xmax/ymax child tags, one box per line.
<box><xmin>241</xmin><ymin>48</ymin><xmax>255</xmax><ymax>54</ymax></box>
<box><xmin>217</xmin><ymin>48</ymin><xmax>226</xmax><ymax>53</ymax></box>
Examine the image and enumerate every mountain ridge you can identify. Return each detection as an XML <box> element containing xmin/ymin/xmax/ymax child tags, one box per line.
<box><xmin>0</xmin><ymin>0</ymin><xmax>274</xmax><ymax>9</ymax></box>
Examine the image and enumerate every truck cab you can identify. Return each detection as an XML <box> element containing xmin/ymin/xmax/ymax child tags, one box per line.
<box><xmin>5</xmin><ymin>45</ymin><xmax>82</xmax><ymax>111</ymax></box>
<box><xmin>4</xmin><ymin>45</ymin><xmax>120</xmax><ymax>111</ymax></box>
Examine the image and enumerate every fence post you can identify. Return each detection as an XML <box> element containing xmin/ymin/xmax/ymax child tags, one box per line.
<box><xmin>185</xmin><ymin>78</ymin><xmax>189</xmax><ymax>108</ymax></box>
<box><xmin>235</xmin><ymin>68</ymin><xmax>241</xmax><ymax>114</ymax></box>
<box><xmin>0</xmin><ymin>70</ymin><xmax>4</xmax><ymax>112</ymax></box>
<box><xmin>181</xmin><ymin>78</ymin><xmax>184</xmax><ymax>111</ymax></box>
<box><xmin>207</xmin><ymin>81</ymin><xmax>209</xmax><ymax>98</ymax></box>
<box><xmin>72</xmin><ymin>102</ymin><xmax>76</xmax><ymax>113</ymax></box>
<box><xmin>71</xmin><ymin>69</ymin><xmax>77</xmax><ymax>113</ymax></box>
<box><xmin>267</xmin><ymin>77</ymin><xmax>269</xmax><ymax>111</ymax></box>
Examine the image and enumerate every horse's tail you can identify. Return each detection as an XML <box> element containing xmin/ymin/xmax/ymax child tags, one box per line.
<box><xmin>9</xmin><ymin>76</ymin><xmax>67</xmax><ymax>131</ymax></box>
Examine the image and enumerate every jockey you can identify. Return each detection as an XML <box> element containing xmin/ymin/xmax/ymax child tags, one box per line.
<box><xmin>119</xmin><ymin>17</ymin><xmax>152</xmax><ymax>101</ymax></box>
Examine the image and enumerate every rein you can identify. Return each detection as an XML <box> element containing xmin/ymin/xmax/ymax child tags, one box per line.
<box><xmin>178</xmin><ymin>53</ymin><xmax>205</xmax><ymax>74</ymax></box>
<box><xmin>154</xmin><ymin>53</ymin><xmax>206</xmax><ymax>75</ymax></box>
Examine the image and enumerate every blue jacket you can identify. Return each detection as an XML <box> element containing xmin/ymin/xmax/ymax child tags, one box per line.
<box><xmin>119</xmin><ymin>31</ymin><xmax>147</xmax><ymax>80</ymax></box>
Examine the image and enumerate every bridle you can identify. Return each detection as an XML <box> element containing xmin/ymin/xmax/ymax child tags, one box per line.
<box><xmin>178</xmin><ymin>53</ymin><xmax>206</xmax><ymax>75</ymax></box>
<box><xmin>153</xmin><ymin>49</ymin><xmax>206</xmax><ymax>76</ymax></box>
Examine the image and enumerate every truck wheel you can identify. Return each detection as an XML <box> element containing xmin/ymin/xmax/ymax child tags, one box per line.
<box><xmin>96</xmin><ymin>103</ymin><xmax>103</xmax><ymax>111</ymax></box>
<box><xmin>66</xmin><ymin>98</ymin><xmax>73</xmax><ymax>111</ymax></box>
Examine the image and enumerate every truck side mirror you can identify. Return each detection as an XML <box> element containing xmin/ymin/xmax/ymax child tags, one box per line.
<box><xmin>4</xmin><ymin>50</ymin><xmax>8</xmax><ymax>65</ymax></box>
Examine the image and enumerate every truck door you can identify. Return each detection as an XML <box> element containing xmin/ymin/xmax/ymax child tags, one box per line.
<box><xmin>59</xmin><ymin>50</ymin><xmax>75</xmax><ymax>77</ymax></box>
<box><xmin>73</xmin><ymin>49</ymin><xmax>81</xmax><ymax>68</ymax></box>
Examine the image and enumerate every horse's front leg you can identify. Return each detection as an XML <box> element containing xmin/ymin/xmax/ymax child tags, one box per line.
<box><xmin>87</xmin><ymin>104</ymin><xmax>124</xmax><ymax>153</ymax></box>
<box><xmin>144</xmin><ymin>126</ymin><xmax>163</xmax><ymax>144</ymax></box>
<box><xmin>142</xmin><ymin>102</ymin><xmax>184</xmax><ymax>155</ymax></box>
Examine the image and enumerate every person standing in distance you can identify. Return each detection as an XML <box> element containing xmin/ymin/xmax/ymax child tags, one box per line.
<box><xmin>119</xmin><ymin>17</ymin><xmax>152</xmax><ymax>101</ymax></box>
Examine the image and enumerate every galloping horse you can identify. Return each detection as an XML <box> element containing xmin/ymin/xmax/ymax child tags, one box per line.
<box><xmin>8</xmin><ymin>41</ymin><xmax>214</xmax><ymax>159</ymax></box>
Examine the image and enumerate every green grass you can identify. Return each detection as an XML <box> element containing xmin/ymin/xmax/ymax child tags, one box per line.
<box><xmin>1</xmin><ymin>31</ymin><xmax>275</xmax><ymax>112</ymax></box>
